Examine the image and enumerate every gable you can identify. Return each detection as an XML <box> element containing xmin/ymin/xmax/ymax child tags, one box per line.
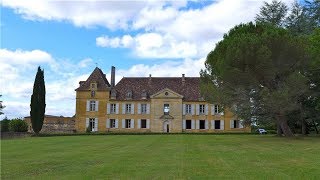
<box><xmin>150</xmin><ymin>88</ymin><xmax>183</xmax><ymax>99</ymax></box>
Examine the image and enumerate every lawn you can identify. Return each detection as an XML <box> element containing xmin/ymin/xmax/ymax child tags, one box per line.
<box><xmin>1</xmin><ymin>135</ymin><xmax>320</xmax><ymax>179</ymax></box>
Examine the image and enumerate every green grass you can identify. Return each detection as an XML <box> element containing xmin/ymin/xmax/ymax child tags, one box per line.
<box><xmin>1</xmin><ymin>135</ymin><xmax>320</xmax><ymax>179</ymax></box>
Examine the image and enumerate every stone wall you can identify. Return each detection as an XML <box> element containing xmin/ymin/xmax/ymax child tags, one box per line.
<box><xmin>24</xmin><ymin>116</ymin><xmax>76</xmax><ymax>133</ymax></box>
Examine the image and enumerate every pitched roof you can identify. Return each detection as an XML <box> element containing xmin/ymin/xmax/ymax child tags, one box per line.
<box><xmin>114</xmin><ymin>77</ymin><xmax>201</xmax><ymax>101</ymax></box>
<box><xmin>76</xmin><ymin>67</ymin><xmax>111</xmax><ymax>91</ymax></box>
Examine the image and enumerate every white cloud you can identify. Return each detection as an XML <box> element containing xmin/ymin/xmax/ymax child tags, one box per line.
<box><xmin>0</xmin><ymin>49</ymin><xmax>54</xmax><ymax>65</ymax></box>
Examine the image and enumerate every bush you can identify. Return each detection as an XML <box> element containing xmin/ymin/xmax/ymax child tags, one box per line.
<box><xmin>9</xmin><ymin>119</ymin><xmax>28</xmax><ymax>132</ymax></box>
<box><xmin>1</xmin><ymin>117</ymin><xmax>10</xmax><ymax>132</ymax></box>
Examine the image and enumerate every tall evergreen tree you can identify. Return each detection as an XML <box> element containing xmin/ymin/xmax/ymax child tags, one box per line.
<box><xmin>255</xmin><ymin>0</ymin><xmax>288</xmax><ymax>27</ymax></box>
<box><xmin>30</xmin><ymin>66</ymin><xmax>46</xmax><ymax>134</ymax></box>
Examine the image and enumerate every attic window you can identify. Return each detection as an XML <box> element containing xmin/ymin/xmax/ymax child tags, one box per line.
<box><xmin>165</xmin><ymin>92</ymin><xmax>169</xmax><ymax>96</ymax></box>
<box><xmin>91</xmin><ymin>83</ymin><xmax>97</xmax><ymax>90</ymax></box>
<box><xmin>141</xmin><ymin>90</ymin><xmax>147</xmax><ymax>99</ymax></box>
<box><xmin>111</xmin><ymin>89</ymin><xmax>117</xmax><ymax>99</ymax></box>
<box><xmin>126</xmin><ymin>90</ymin><xmax>132</xmax><ymax>99</ymax></box>
<box><xmin>91</xmin><ymin>90</ymin><xmax>95</xmax><ymax>98</ymax></box>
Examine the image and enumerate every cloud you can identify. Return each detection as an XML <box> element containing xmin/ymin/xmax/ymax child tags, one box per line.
<box><xmin>0</xmin><ymin>49</ymin><xmax>54</xmax><ymax>65</ymax></box>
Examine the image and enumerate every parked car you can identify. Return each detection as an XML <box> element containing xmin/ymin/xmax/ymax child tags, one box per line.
<box><xmin>257</xmin><ymin>128</ymin><xmax>267</xmax><ymax>134</ymax></box>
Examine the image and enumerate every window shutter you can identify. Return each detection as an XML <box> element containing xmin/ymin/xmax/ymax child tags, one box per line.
<box><xmin>230</xmin><ymin>120</ymin><xmax>234</xmax><ymax>129</ymax></box>
<box><xmin>95</xmin><ymin>101</ymin><xmax>99</xmax><ymax>111</ymax></box>
<box><xmin>147</xmin><ymin>119</ymin><xmax>150</xmax><ymax>129</ymax></box>
<box><xmin>182</xmin><ymin>120</ymin><xmax>186</xmax><ymax>130</ymax></box>
<box><xmin>183</xmin><ymin>104</ymin><xmax>186</xmax><ymax>115</ymax></box>
<box><xmin>131</xmin><ymin>119</ymin><xmax>134</xmax><ymax>128</ymax></box>
<box><xmin>196</xmin><ymin>104</ymin><xmax>199</xmax><ymax>115</ymax></box>
<box><xmin>131</xmin><ymin>104</ymin><xmax>135</xmax><ymax>114</ymax></box>
<box><xmin>205</xmin><ymin>105</ymin><xmax>208</xmax><ymax>115</ymax></box>
<box><xmin>138</xmin><ymin>119</ymin><xmax>141</xmax><ymax>129</ymax></box>
<box><xmin>211</xmin><ymin>120</ymin><xmax>215</xmax><ymax>129</ymax></box>
<box><xmin>106</xmin><ymin>119</ymin><xmax>110</xmax><ymax>128</ymax></box>
<box><xmin>122</xmin><ymin>119</ymin><xmax>125</xmax><ymax>128</ymax></box>
<box><xmin>95</xmin><ymin>118</ymin><xmax>98</xmax><ymax>131</ymax></box>
<box><xmin>191</xmin><ymin>104</ymin><xmax>195</xmax><ymax>115</ymax></box>
<box><xmin>115</xmin><ymin>119</ymin><xmax>119</xmax><ymax>128</ymax></box>
<box><xmin>116</xmin><ymin>103</ymin><xmax>119</xmax><ymax>114</ymax></box>
<box><xmin>205</xmin><ymin>120</ymin><xmax>208</xmax><ymax>129</ymax></box>
<box><xmin>147</xmin><ymin>104</ymin><xmax>150</xmax><ymax>114</ymax></box>
<box><xmin>138</xmin><ymin>103</ymin><xmax>141</xmax><ymax>114</ymax></box>
<box><xmin>221</xmin><ymin>120</ymin><xmax>224</xmax><ymax>130</ymax></box>
<box><xmin>239</xmin><ymin>120</ymin><xmax>244</xmax><ymax>128</ymax></box>
<box><xmin>191</xmin><ymin>120</ymin><xmax>195</xmax><ymax>129</ymax></box>
<box><xmin>196</xmin><ymin>120</ymin><xmax>199</xmax><ymax>129</ymax></box>
<box><xmin>86</xmin><ymin>118</ymin><xmax>89</xmax><ymax>129</ymax></box>
<box><xmin>122</xmin><ymin>104</ymin><xmax>125</xmax><ymax>114</ymax></box>
<box><xmin>86</xmin><ymin>101</ymin><xmax>90</xmax><ymax>111</ymax></box>
<box><xmin>211</xmin><ymin>105</ymin><xmax>214</xmax><ymax>115</ymax></box>
<box><xmin>107</xmin><ymin>103</ymin><xmax>110</xmax><ymax>114</ymax></box>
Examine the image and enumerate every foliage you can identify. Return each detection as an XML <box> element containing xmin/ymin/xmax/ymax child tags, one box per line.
<box><xmin>30</xmin><ymin>66</ymin><xmax>46</xmax><ymax>134</ymax></box>
<box><xmin>255</xmin><ymin>0</ymin><xmax>288</xmax><ymax>27</ymax></box>
<box><xmin>201</xmin><ymin>23</ymin><xmax>310</xmax><ymax>136</ymax></box>
<box><xmin>0</xmin><ymin>95</ymin><xmax>4</xmax><ymax>115</ymax></box>
<box><xmin>2</xmin><ymin>135</ymin><xmax>320</xmax><ymax>179</ymax></box>
<box><xmin>8</xmin><ymin>118</ymin><xmax>28</xmax><ymax>132</ymax></box>
<box><xmin>1</xmin><ymin>117</ymin><xmax>10</xmax><ymax>132</ymax></box>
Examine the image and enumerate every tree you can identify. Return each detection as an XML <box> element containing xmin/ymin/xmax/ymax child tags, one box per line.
<box><xmin>201</xmin><ymin>23</ymin><xmax>310</xmax><ymax>137</ymax></box>
<box><xmin>286</xmin><ymin>1</ymin><xmax>312</xmax><ymax>35</ymax></box>
<box><xmin>30</xmin><ymin>66</ymin><xmax>46</xmax><ymax>134</ymax></box>
<box><xmin>0</xmin><ymin>117</ymin><xmax>10</xmax><ymax>132</ymax></box>
<box><xmin>0</xmin><ymin>95</ymin><xmax>4</xmax><ymax>115</ymax></box>
<box><xmin>9</xmin><ymin>118</ymin><xmax>28</xmax><ymax>132</ymax></box>
<box><xmin>255</xmin><ymin>0</ymin><xmax>288</xmax><ymax>27</ymax></box>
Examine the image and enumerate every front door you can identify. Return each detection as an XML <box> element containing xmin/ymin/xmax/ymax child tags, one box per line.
<box><xmin>167</xmin><ymin>124</ymin><xmax>169</xmax><ymax>133</ymax></box>
<box><xmin>163</xmin><ymin>121</ymin><xmax>170</xmax><ymax>133</ymax></box>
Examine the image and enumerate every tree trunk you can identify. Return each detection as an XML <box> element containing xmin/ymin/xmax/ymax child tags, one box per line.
<box><xmin>276</xmin><ymin>122</ymin><xmax>282</xmax><ymax>136</ymax></box>
<box><xmin>277</xmin><ymin>113</ymin><xmax>294</xmax><ymax>137</ymax></box>
<box><xmin>301</xmin><ymin>119</ymin><xmax>307</xmax><ymax>135</ymax></box>
<box><xmin>313</xmin><ymin>120</ymin><xmax>319</xmax><ymax>134</ymax></box>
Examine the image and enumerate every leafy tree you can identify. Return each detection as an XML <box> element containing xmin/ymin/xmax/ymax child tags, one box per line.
<box><xmin>9</xmin><ymin>118</ymin><xmax>28</xmax><ymax>132</ymax></box>
<box><xmin>30</xmin><ymin>66</ymin><xmax>46</xmax><ymax>135</ymax></box>
<box><xmin>286</xmin><ymin>1</ymin><xmax>312</xmax><ymax>35</ymax></box>
<box><xmin>0</xmin><ymin>117</ymin><xmax>10</xmax><ymax>132</ymax></box>
<box><xmin>201</xmin><ymin>23</ymin><xmax>310</xmax><ymax>137</ymax></box>
<box><xmin>255</xmin><ymin>0</ymin><xmax>288</xmax><ymax>27</ymax></box>
<box><xmin>0</xmin><ymin>95</ymin><xmax>4</xmax><ymax>115</ymax></box>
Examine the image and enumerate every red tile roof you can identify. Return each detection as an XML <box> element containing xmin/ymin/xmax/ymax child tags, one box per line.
<box><xmin>114</xmin><ymin>77</ymin><xmax>201</xmax><ymax>101</ymax></box>
<box><xmin>76</xmin><ymin>67</ymin><xmax>111</xmax><ymax>91</ymax></box>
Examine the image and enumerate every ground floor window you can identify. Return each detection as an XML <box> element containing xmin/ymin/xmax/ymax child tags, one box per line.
<box><xmin>231</xmin><ymin>120</ymin><xmax>241</xmax><ymax>128</ymax></box>
<box><xmin>199</xmin><ymin>120</ymin><xmax>205</xmax><ymax>129</ymax></box>
<box><xmin>89</xmin><ymin>118</ymin><xmax>95</xmax><ymax>131</ymax></box>
<box><xmin>141</xmin><ymin>119</ymin><xmax>147</xmax><ymax>128</ymax></box>
<box><xmin>186</xmin><ymin>120</ymin><xmax>192</xmax><ymax>129</ymax></box>
<box><xmin>110</xmin><ymin>119</ymin><xmax>116</xmax><ymax>128</ymax></box>
<box><xmin>215</xmin><ymin>120</ymin><xmax>221</xmax><ymax>129</ymax></box>
<box><xmin>125</xmin><ymin>119</ymin><xmax>131</xmax><ymax>128</ymax></box>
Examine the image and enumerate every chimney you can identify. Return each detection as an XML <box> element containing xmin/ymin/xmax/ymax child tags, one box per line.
<box><xmin>182</xmin><ymin>74</ymin><xmax>185</xmax><ymax>85</ymax></box>
<box><xmin>111</xmin><ymin>66</ymin><xmax>115</xmax><ymax>87</ymax></box>
<box><xmin>148</xmin><ymin>74</ymin><xmax>152</xmax><ymax>85</ymax></box>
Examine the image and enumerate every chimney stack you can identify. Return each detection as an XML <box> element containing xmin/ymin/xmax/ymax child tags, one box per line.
<box><xmin>148</xmin><ymin>74</ymin><xmax>152</xmax><ymax>85</ymax></box>
<box><xmin>182</xmin><ymin>74</ymin><xmax>185</xmax><ymax>84</ymax></box>
<box><xmin>111</xmin><ymin>66</ymin><xmax>115</xmax><ymax>87</ymax></box>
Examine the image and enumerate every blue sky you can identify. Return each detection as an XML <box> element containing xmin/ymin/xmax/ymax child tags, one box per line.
<box><xmin>0</xmin><ymin>0</ymin><xmax>294</xmax><ymax>119</ymax></box>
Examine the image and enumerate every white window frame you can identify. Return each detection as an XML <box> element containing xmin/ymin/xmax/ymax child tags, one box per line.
<box><xmin>90</xmin><ymin>101</ymin><xmax>96</xmax><ymax>111</ymax></box>
<box><xmin>141</xmin><ymin>104</ymin><xmax>147</xmax><ymax>114</ymax></box>
<box><xmin>214</xmin><ymin>105</ymin><xmax>219</xmax><ymax>114</ymax></box>
<box><xmin>110</xmin><ymin>119</ymin><xmax>116</xmax><ymax>128</ymax></box>
<box><xmin>125</xmin><ymin>119</ymin><xmax>131</xmax><ymax>128</ymax></box>
<box><xmin>199</xmin><ymin>104</ymin><xmax>205</xmax><ymax>115</ymax></box>
<box><xmin>186</xmin><ymin>104</ymin><xmax>192</xmax><ymax>114</ymax></box>
<box><xmin>110</xmin><ymin>104</ymin><xmax>116</xmax><ymax>114</ymax></box>
<box><xmin>126</xmin><ymin>104</ymin><xmax>131</xmax><ymax>114</ymax></box>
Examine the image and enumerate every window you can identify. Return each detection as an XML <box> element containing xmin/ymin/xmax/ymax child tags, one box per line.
<box><xmin>126</xmin><ymin>90</ymin><xmax>132</xmax><ymax>99</ymax></box>
<box><xmin>141</xmin><ymin>119</ymin><xmax>147</xmax><ymax>128</ymax></box>
<box><xmin>90</xmin><ymin>101</ymin><xmax>96</xmax><ymax>111</ymax></box>
<box><xmin>214</xmin><ymin>105</ymin><xmax>219</xmax><ymax>114</ymax></box>
<box><xmin>125</xmin><ymin>119</ymin><xmax>131</xmax><ymax>128</ymax></box>
<box><xmin>215</xmin><ymin>120</ymin><xmax>221</xmax><ymax>129</ymax></box>
<box><xmin>231</xmin><ymin>120</ymin><xmax>241</xmax><ymax>128</ymax></box>
<box><xmin>91</xmin><ymin>83</ymin><xmax>96</xmax><ymax>89</ymax></box>
<box><xmin>199</xmin><ymin>104</ymin><xmax>205</xmax><ymax>114</ymax></box>
<box><xmin>91</xmin><ymin>90</ymin><xmax>95</xmax><ymax>97</ymax></box>
<box><xmin>126</xmin><ymin>104</ymin><xmax>131</xmax><ymax>114</ymax></box>
<box><xmin>186</xmin><ymin>120</ymin><xmax>192</xmax><ymax>129</ymax></box>
<box><xmin>141</xmin><ymin>104</ymin><xmax>147</xmax><ymax>114</ymax></box>
<box><xmin>186</xmin><ymin>104</ymin><xmax>191</xmax><ymax>114</ymax></box>
<box><xmin>110</xmin><ymin>104</ymin><xmax>116</xmax><ymax>114</ymax></box>
<box><xmin>89</xmin><ymin>118</ymin><xmax>95</xmax><ymax>131</ymax></box>
<box><xmin>199</xmin><ymin>120</ymin><xmax>205</xmax><ymax>129</ymax></box>
<box><xmin>164</xmin><ymin>104</ymin><xmax>170</xmax><ymax>115</ymax></box>
<box><xmin>110</xmin><ymin>119</ymin><xmax>116</xmax><ymax>128</ymax></box>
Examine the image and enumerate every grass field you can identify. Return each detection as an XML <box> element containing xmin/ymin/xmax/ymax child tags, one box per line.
<box><xmin>1</xmin><ymin>135</ymin><xmax>320</xmax><ymax>179</ymax></box>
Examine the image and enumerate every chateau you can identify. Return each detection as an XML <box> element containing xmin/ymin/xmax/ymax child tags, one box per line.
<box><xmin>75</xmin><ymin>66</ymin><xmax>250</xmax><ymax>133</ymax></box>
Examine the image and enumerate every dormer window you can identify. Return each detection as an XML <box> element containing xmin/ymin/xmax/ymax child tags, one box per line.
<box><xmin>91</xmin><ymin>82</ymin><xmax>97</xmax><ymax>90</ymax></box>
<box><xmin>91</xmin><ymin>90</ymin><xmax>95</xmax><ymax>98</ymax></box>
<box><xmin>141</xmin><ymin>90</ymin><xmax>147</xmax><ymax>99</ymax></box>
<box><xmin>126</xmin><ymin>90</ymin><xmax>132</xmax><ymax>99</ymax></box>
<box><xmin>111</xmin><ymin>89</ymin><xmax>117</xmax><ymax>100</ymax></box>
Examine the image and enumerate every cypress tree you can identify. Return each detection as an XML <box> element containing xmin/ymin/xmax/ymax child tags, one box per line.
<box><xmin>30</xmin><ymin>66</ymin><xmax>46</xmax><ymax>134</ymax></box>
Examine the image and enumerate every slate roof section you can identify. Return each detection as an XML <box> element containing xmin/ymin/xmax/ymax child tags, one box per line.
<box><xmin>114</xmin><ymin>77</ymin><xmax>201</xmax><ymax>101</ymax></box>
<box><xmin>76</xmin><ymin>67</ymin><xmax>111</xmax><ymax>91</ymax></box>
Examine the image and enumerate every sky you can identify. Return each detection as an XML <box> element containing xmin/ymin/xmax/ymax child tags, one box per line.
<box><xmin>0</xmin><ymin>0</ymin><xmax>294</xmax><ymax>119</ymax></box>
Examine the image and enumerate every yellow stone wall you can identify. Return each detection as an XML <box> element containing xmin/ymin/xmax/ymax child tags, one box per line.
<box><xmin>75</xmin><ymin>88</ymin><xmax>251</xmax><ymax>133</ymax></box>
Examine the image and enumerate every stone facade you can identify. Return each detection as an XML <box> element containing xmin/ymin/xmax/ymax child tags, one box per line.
<box><xmin>24</xmin><ymin>115</ymin><xmax>75</xmax><ymax>133</ymax></box>
<box><xmin>75</xmin><ymin>67</ymin><xmax>251</xmax><ymax>133</ymax></box>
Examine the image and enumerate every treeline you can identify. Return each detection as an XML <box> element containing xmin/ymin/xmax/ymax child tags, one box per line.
<box><xmin>201</xmin><ymin>0</ymin><xmax>320</xmax><ymax>136</ymax></box>
<box><xmin>0</xmin><ymin>118</ymin><xmax>29</xmax><ymax>132</ymax></box>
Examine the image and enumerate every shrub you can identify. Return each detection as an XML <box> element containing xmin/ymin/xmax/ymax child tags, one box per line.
<box><xmin>1</xmin><ymin>117</ymin><xmax>10</xmax><ymax>132</ymax></box>
<box><xmin>9</xmin><ymin>119</ymin><xmax>28</xmax><ymax>132</ymax></box>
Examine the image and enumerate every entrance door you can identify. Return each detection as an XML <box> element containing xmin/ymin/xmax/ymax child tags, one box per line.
<box><xmin>163</xmin><ymin>121</ymin><xmax>170</xmax><ymax>133</ymax></box>
<box><xmin>167</xmin><ymin>124</ymin><xmax>169</xmax><ymax>133</ymax></box>
<box><xmin>89</xmin><ymin>118</ymin><xmax>95</xmax><ymax>132</ymax></box>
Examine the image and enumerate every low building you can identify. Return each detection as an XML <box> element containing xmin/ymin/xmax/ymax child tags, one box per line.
<box><xmin>75</xmin><ymin>66</ymin><xmax>250</xmax><ymax>133</ymax></box>
<box><xmin>24</xmin><ymin>115</ymin><xmax>75</xmax><ymax>133</ymax></box>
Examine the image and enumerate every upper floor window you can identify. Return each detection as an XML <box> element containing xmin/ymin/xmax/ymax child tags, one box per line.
<box><xmin>126</xmin><ymin>104</ymin><xmax>132</xmax><ymax>114</ymax></box>
<box><xmin>199</xmin><ymin>104</ymin><xmax>205</xmax><ymax>115</ymax></box>
<box><xmin>214</xmin><ymin>105</ymin><xmax>219</xmax><ymax>114</ymax></box>
<box><xmin>90</xmin><ymin>101</ymin><xmax>96</xmax><ymax>111</ymax></box>
<box><xmin>164</xmin><ymin>104</ymin><xmax>170</xmax><ymax>115</ymax></box>
<box><xmin>91</xmin><ymin>90</ymin><xmax>95</xmax><ymax>98</ymax></box>
<box><xmin>186</xmin><ymin>104</ymin><xmax>191</xmax><ymax>114</ymax></box>
<box><xmin>110</xmin><ymin>104</ymin><xmax>116</xmax><ymax>114</ymax></box>
<box><xmin>141</xmin><ymin>104</ymin><xmax>147</xmax><ymax>114</ymax></box>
